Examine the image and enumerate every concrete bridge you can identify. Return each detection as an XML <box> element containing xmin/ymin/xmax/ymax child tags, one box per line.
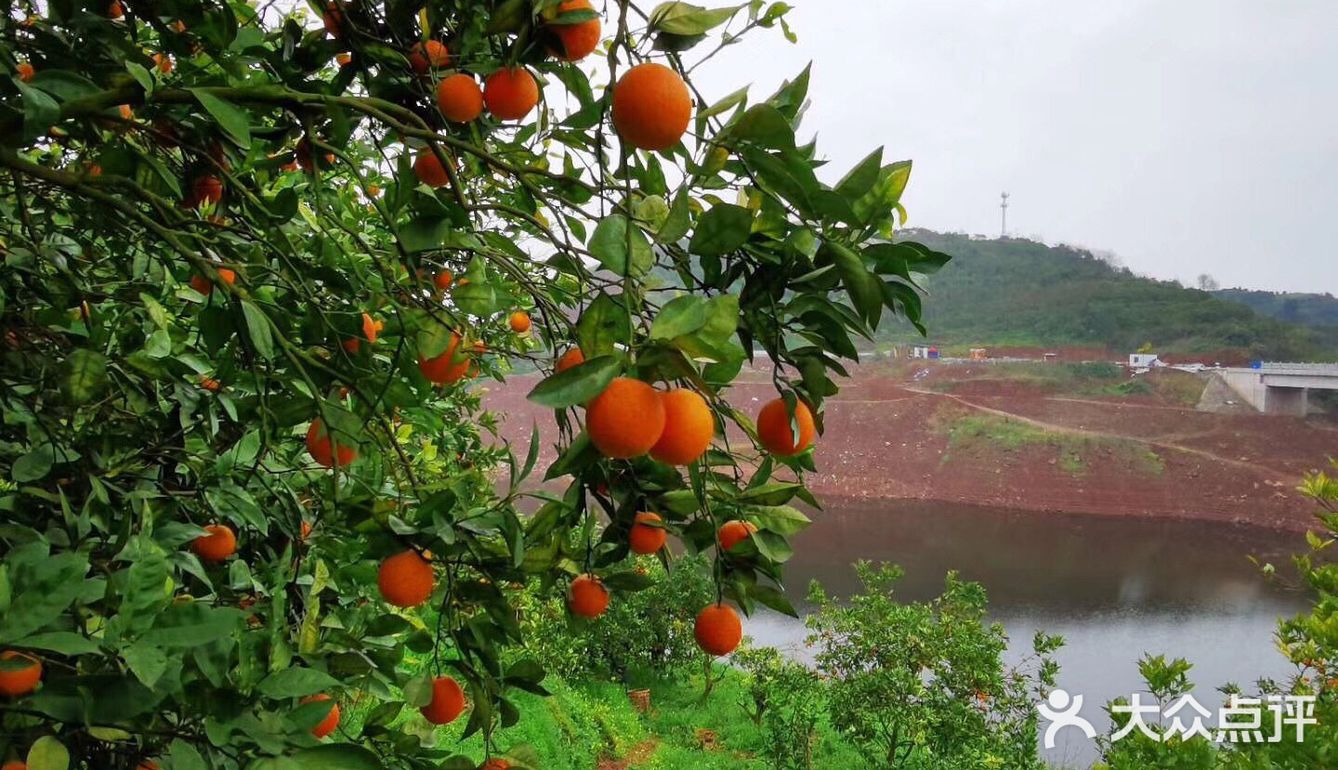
<box><xmin>1220</xmin><ymin>363</ymin><xmax>1338</xmax><ymax>416</ymax></box>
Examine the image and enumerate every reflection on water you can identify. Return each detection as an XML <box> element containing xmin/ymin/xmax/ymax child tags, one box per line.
<box><xmin>741</xmin><ymin>500</ymin><xmax>1309</xmax><ymax>769</ymax></box>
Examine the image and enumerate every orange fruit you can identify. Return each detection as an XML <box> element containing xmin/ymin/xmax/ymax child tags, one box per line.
<box><xmin>300</xmin><ymin>520</ymin><xmax>313</xmax><ymax>540</ymax></box>
<box><xmin>408</xmin><ymin>40</ymin><xmax>450</xmax><ymax>74</ymax></box>
<box><xmin>343</xmin><ymin>312</ymin><xmax>382</xmax><ymax>353</ymax></box>
<box><xmin>650</xmin><ymin>389</ymin><xmax>713</xmax><ymax>465</ymax></box>
<box><xmin>4</xmin><ymin>761</ymin><xmax>28</xmax><ymax>770</ymax></box>
<box><xmin>418</xmin><ymin>332</ymin><xmax>474</xmax><ymax>385</ymax></box>
<box><xmin>508</xmin><ymin>310</ymin><xmax>531</xmax><ymax>334</ymax></box>
<box><xmin>322</xmin><ymin>3</ymin><xmax>342</xmax><ymax>36</ymax></box>
<box><xmin>192</xmin><ymin>524</ymin><xmax>237</xmax><ymax>563</ymax></box>
<box><xmin>153</xmin><ymin>53</ymin><xmax>172</xmax><ymax>74</ymax></box>
<box><xmin>567</xmin><ymin>574</ymin><xmax>609</xmax><ymax>618</ymax></box>
<box><xmin>694</xmin><ymin>603</ymin><xmax>742</xmax><ymax>656</ymax></box>
<box><xmin>628</xmin><ymin>512</ymin><xmax>666</xmax><ymax>555</ymax></box>
<box><xmin>612</xmin><ymin>63</ymin><xmax>692</xmax><ymax>151</ymax></box>
<box><xmin>413</xmin><ymin>149</ymin><xmax>450</xmax><ymax>188</ymax></box>
<box><xmin>137</xmin><ymin>762</ymin><xmax>160</xmax><ymax>770</ymax></box>
<box><xmin>302</xmin><ymin>694</ymin><xmax>340</xmax><ymax>738</ymax></box>
<box><xmin>192</xmin><ymin>175</ymin><xmax>223</xmax><ymax>205</ymax></box>
<box><xmin>198</xmin><ymin>375</ymin><xmax>221</xmax><ymax>392</ymax></box>
<box><xmin>378</xmin><ymin>550</ymin><xmax>435</xmax><ymax>607</ymax></box>
<box><xmin>16</xmin><ymin>62</ymin><xmax>34</xmax><ymax>82</ymax></box>
<box><xmin>481</xmin><ymin>761</ymin><xmax>511</xmax><ymax>770</ymax></box>
<box><xmin>0</xmin><ymin>651</ymin><xmax>42</xmax><ymax>697</ymax></box>
<box><xmin>190</xmin><ymin>267</ymin><xmax>235</xmax><ymax>295</ymax></box>
<box><xmin>420</xmin><ymin>675</ymin><xmax>467</xmax><ymax>725</ymax></box>
<box><xmin>755</xmin><ymin>398</ymin><xmax>816</xmax><ymax>456</ymax></box>
<box><xmin>306</xmin><ymin>418</ymin><xmax>358</xmax><ymax>468</ymax></box>
<box><xmin>717</xmin><ymin>519</ymin><xmax>757</xmax><ymax>552</ymax></box>
<box><xmin>434</xmin><ymin>269</ymin><xmax>454</xmax><ymax>291</ymax></box>
<box><xmin>295</xmin><ymin>137</ymin><xmax>334</xmax><ymax>172</ymax></box>
<box><xmin>107</xmin><ymin>0</ymin><xmax>123</xmax><ymax>18</ymax></box>
<box><xmin>118</xmin><ymin>104</ymin><xmax>134</xmax><ymax>120</ymax></box>
<box><xmin>546</xmin><ymin>0</ymin><xmax>601</xmax><ymax>61</ymax></box>
<box><xmin>483</xmin><ymin>68</ymin><xmax>539</xmax><ymax>121</ymax></box>
<box><xmin>435</xmin><ymin>74</ymin><xmax>484</xmax><ymax>123</ymax></box>
<box><xmin>586</xmin><ymin>378</ymin><xmax>666</xmax><ymax>459</ymax></box>
<box><xmin>555</xmin><ymin>347</ymin><xmax>584</xmax><ymax>373</ymax></box>
<box><xmin>335</xmin><ymin>52</ymin><xmax>352</xmax><ymax>66</ymax></box>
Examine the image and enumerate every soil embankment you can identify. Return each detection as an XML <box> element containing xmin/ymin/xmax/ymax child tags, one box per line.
<box><xmin>482</xmin><ymin>362</ymin><xmax>1337</xmax><ymax>532</ymax></box>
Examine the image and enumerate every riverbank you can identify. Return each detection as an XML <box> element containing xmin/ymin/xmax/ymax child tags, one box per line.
<box><xmin>483</xmin><ymin>361</ymin><xmax>1336</xmax><ymax>533</ymax></box>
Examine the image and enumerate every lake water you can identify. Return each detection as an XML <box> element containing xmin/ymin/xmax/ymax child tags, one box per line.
<box><xmin>741</xmin><ymin>500</ymin><xmax>1309</xmax><ymax>768</ymax></box>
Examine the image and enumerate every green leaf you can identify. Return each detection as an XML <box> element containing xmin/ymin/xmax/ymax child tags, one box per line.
<box><xmin>657</xmin><ymin>191</ymin><xmax>693</xmax><ymax>244</ymax></box>
<box><xmin>125</xmin><ymin>62</ymin><xmax>154</xmax><ymax>95</ymax></box>
<box><xmin>12</xmin><ymin>631</ymin><xmax>100</xmax><ymax>656</ymax></box>
<box><xmin>826</xmin><ymin>242</ymin><xmax>881</xmax><ymax>328</ymax></box>
<box><xmin>62</xmin><ymin>348</ymin><xmax>108</xmax><ymax>404</ymax></box>
<box><xmin>649</xmin><ymin>2</ymin><xmax>745</xmax><ymax>35</ymax></box>
<box><xmin>747</xmin><ymin>504</ymin><xmax>811</xmax><ymax>535</ymax></box>
<box><xmin>576</xmin><ymin>292</ymin><xmax>630</xmax><ymax>357</ymax></box>
<box><xmin>689</xmin><ymin>203</ymin><xmax>752</xmax><ymax>257</ymax></box>
<box><xmin>0</xmin><ymin>547</ymin><xmax>89</xmax><ymax>643</ymax></box>
<box><xmin>589</xmin><ymin>215</ymin><xmax>653</xmax><ymax>277</ymax></box>
<box><xmin>750</xmin><ymin>584</ymin><xmax>798</xmax><ymax>617</ymax></box>
<box><xmin>836</xmin><ymin>146</ymin><xmax>884</xmax><ymax>201</ymax></box>
<box><xmin>13</xmin><ymin>445</ymin><xmax>54</xmax><ymax>482</ymax></box>
<box><xmin>169</xmin><ymin>739</ymin><xmax>207</xmax><ymax>770</ymax></box>
<box><xmin>27</xmin><ymin>736</ymin><xmax>69</xmax><ymax>770</ymax></box>
<box><xmin>291</xmin><ymin>745</ymin><xmax>383</xmax><ymax>770</ymax></box>
<box><xmin>527</xmin><ymin>355</ymin><xmax>621</xmax><ymax>408</ymax></box>
<box><xmin>123</xmin><ymin>641</ymin><xmax>169</xmax><ymax>688</ymax></box>
<box><xmin>190</xmin><ymin>90</ymin><xmax>251</xmax><ymax>148</ymax></box>
<box><xmin>403</xmin><ymin>675</ymin><xmax>434</xmax><ymax>707</ymax></box>
<box><xmin>729</xmin><ymin>105</ymin><xmax>794</xmax><ymax>149</ymax></box>
<box><xmin>399</xmin><ymin>217</ymin><xmax>450</xmax><ymax>253</ymax></box>
<box><xmin>257</xmin><ymin>667</ymin><xmax>340</xmax><ymax>698</ymax></box>
<box><xmin>651</xmin><ymin>295</ymin><xmax>708</xmax><ymax>340</ymax></box>
<box><xmin>241</xmin><ymin>301</ymin><xmax>274</xmax><ymax>360</ymax></box>
<box><xmin>15</xmin><ymin>80</ymin><xmax>60</xmax><ymax>144</ymax></box>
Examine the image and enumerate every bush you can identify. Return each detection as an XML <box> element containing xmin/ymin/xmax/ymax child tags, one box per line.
<box><xmin>735</xmin><ymin>645</ymin><xmax>826</xmax><ymax>770</ymax></box>
<box><xmin>806</xmin><ymin>563</ymin><xmax>1062</xmax><ymax>769</ymax></box>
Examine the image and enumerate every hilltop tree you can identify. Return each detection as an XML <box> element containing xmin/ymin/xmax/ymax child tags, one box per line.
<box><xmin>0</xmin><ymin>1</ymin><xmax>945</xmax><ymax>768</ymax></box>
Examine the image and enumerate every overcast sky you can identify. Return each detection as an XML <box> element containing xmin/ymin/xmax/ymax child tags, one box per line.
<box><xmin>692</xmin><ymin>0</ymin><xmax>1338</xmax><ymax>294</ymax></box>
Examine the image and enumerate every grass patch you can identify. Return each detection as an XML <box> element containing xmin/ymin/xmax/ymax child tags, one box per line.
<box><xmin>933</xmin><ymin>405</ymin><xmax>1164</xmax><ymax>478</ymax></box>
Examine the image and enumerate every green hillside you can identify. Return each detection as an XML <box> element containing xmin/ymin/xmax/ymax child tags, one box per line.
<box><xmin>1212</xmin><ymin>288</ymin><xmax>1338</xmax><ymax>333</ymax></box>
<box><xmin>883</xmin><ymin>231</ymin><xmax>1335</xmax><ymax>360</ymax></box>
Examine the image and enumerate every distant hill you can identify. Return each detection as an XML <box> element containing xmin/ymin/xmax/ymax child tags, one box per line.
<box><xmin>884</xmin><ymin>231</ymin><xmax>1335</xmax><ymax>361</ymax></box>
<box><xmin>1212</xmin><ymin>288</ymin><xmax>1338</xmax><ymax>333</ymax></box>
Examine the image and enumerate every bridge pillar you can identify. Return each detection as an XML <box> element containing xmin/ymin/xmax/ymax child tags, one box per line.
<box><xmin>1263</xmin><ymin>386</ymin><xmax>1308</xmax><ymax>416</ymax></box>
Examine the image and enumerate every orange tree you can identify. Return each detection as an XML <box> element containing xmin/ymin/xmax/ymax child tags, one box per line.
<box><xmin>0</xmin><ymin>1</ymin><xmax>949</xmax><ymax>768</ymax></box>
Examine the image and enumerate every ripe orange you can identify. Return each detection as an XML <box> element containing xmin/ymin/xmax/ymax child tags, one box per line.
<box><xmin>3</xmin><ymin>761</ymin><xmax>28</xmax><ymax>770</ymax></box>
<box><xmin>694</xmin><ymin>603</ymin><xmax>742</xmax><ymax>656</ymax></box>
<box><xmin>420</xmin><ymin>675</ymin><xmax>467</xmax><ymax>725</ymax></box>
<box><xmin>378</xmin><ymin>550</ymin><xmax>435</xmax><ymax>607</ymax></box>
<box><xmin>409</xmin><ymin>40</ymin><xmax>450</xmax><ymax>74</ymax></box>
<box><xmin>481</xmin><ymin>760</ymin><xmax>511</xmax><ymax>770</ymax></box>
<box><xmin>322</xmin><ymin>3</ymin><xmax>342</xmax><ymax>36</ymax></box>
<box><xmin>342</xmin><ymin>312</ymin><xmax>382</xmax><ymax>353</ymax></box>
<box><xmin>612</xmin><ymin>63</ymin><xmax>692</xmax><ymax>151</ymax></box>
<box><xmin>418</xmin><ymin>332</ymin><xmax>474</xmax><ymax>385</ymax></box>
<box><xmin>413</xmin><ymin>149</ymin><xmax>450</xmax><ymax>188</ymax></box>
<box><xmin>586</xmin><ymin>378</ymin><xmax>666</xmax><ymax>458</ymax></box>
<box><xmin>295</xmin><ymin>137</ymin><xmax>334</xmax><ymax>172</ymax></box>
<box><xmin>302</xmin><ymin>694</ymin><xmax>340</xmax><ymax>738</ymax></box>
<box><xmin>435</xmin><ymin>74</ymin><xmax>484</xmax><ymax>123</ymax></box>
<box><xmin>650</xmin><ymin>389</ymin><xmax>713</xmax><ymax>465</ymax></box>
<box><xmin>434</xmin><ymin>270</ymin><xmax>454</xmax><ymax>291</ymax></box>
<box><xmin>0</xmin><ymin>651</ymin><xmax>42</xmax><ymax>697</ymax></box>
<box><xmin>568</xmin><ymin>574</ymin><xmax>609</xmax><ymax>618</ymax></box>
<box><xmin>306</xmin><ymin>418</ymin><xmax>358</xmax><ymax>468</ymax></box>
<box><xmin>153</xmin><ymin>53</ymin><xmax>172</xmax><ymax>74</ymax></box>
<box><xmin>508</xmin><ymin>310</ymin><xmax>531</xmax><ymax>334</ymax></box>
<box><xmin>335</xmin><ymin>52</ymin><xmax>352</xmax><ymax>66</ymax></box>
<box><xmin>190</xmin><ymin>267</ymin><xmax>235</xmax><ymax>295</ymax></box>
<box><xmin>192</xmin><ymin>175</ymin><xmax>223</xmax><ymax>205</ymax></box>
<box><xmin>483</xmin><ymin>68</ymin><xmax>539</xmax><ymax>121</ymax></box>
<box><xmin>192</xmin><ymin>524</ymin><xmax>236</xmax><ymax>563</ymax></box>
<box><xmin>16</xmin><ymin>62</ymin><xmax>34</xmax><ymax>82</ymax></box>
<box><xmin>198</xmin><ymin>375</ymin><xmax>221</xmax><ymax>392</ymax></box>
<box><xmin>628</xmin><ymin>512</ymin><xmax>667</xmax><ymax>555</ymax></box>
<box><xmin>756</xmin><ymin>398</ymin><xmax>816</xmax><ymax>456</ymax></box>
<box><xmin>555</xmin><ymin>347</ymin><xmax>584</xmax><ymax>373</ymax></box>
<box><xmin>118</xmin><ymin>104</ymin><xmax>134</xmax><ymax>120</ymax></box>
<box><xmin>300</xmin><ymin>520</ymin><xmax>313</xmax><ymax>541</ymax></box>
<box><xmin>108</xmin><ymin>0</ymin><xmax>123</xmax><ymax>19</ymax></box>
<box><xmin>717</xmin><ymin>519</ymin><xmax>757</xmax><ymax>552</ymax></box>
<box><xmin>137</xmin><ymin>761</ymin><xmax>159</xmax><ymax>770</ymax></box>
<box><xmin>546</xmin><ymin>0</ymin><xmax>601</xmax><ymax>61</ymax></box>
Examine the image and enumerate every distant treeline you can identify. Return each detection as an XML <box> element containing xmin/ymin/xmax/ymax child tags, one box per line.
<box><xmin>1212</xmin><ymin>288</ymin><xmax>1338</xmax><ymax>333</ymax></box>
<box><xmin>882</xmin><ymin>231</ymin><xmax>1335</xmax><ymax>360</ymax></box>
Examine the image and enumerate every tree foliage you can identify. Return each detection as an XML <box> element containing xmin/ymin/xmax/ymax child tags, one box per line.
<box><xmin>0</xmin><ymin>1</ymin><xmax>940</xmax><ymax>768</ymax></box>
